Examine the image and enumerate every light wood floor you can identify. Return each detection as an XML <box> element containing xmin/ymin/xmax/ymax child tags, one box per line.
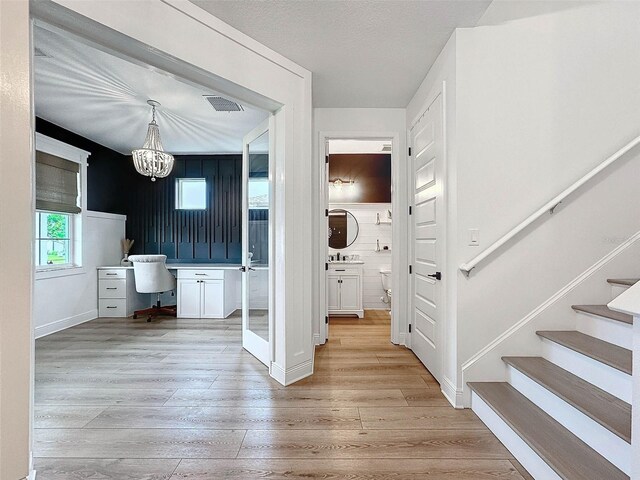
<box><xmin>34</xmin><ymin>310</ymin><xmax>530</xmax><ymax>479</ymax></box>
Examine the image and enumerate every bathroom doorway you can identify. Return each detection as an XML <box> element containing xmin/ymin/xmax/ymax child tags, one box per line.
<box><xmin>323</xmin><ymin>138</ymin><xmax>397</xmax><ymax>343</ymax></box>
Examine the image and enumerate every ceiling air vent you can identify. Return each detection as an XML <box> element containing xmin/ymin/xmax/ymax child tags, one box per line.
<box><xmin>204</xmin><ymin>95</ymin><xmax>244</xmax><ymax>112</ymax></box>
<box><xmin>34</xmin><ymin>47</ymin><xmax>52</xmax><ymax>59</ymax></box>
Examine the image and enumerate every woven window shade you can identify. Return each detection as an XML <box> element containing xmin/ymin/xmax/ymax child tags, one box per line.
<box><xmin>36</xmin><ymin>151</ymin><xmax>81</xmax><ymax>214</ymax></box>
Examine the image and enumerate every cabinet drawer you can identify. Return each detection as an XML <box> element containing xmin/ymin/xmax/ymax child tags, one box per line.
<box><xmin>177</xmin><ymin>269</ymin><xmax>224</xmax><ymax>280</ymax></box>
<box><xmin>328</xmin><ymin>267</ymin><xmax>360</xmax><ymax>275</ymax></box>
<box><xmin>99</xmin><ymin>298</ymin><xmax>127</xmax><ymax>317</ymax></box>
<box><xmin>99</xmin><ymin>279</ymin><xmax>126</xmax><ymax>298</ymax></box>
<box><xmin>99</xmin><ymin>269</ymin><xmax>126</xmax><ymax>279</ymax></box>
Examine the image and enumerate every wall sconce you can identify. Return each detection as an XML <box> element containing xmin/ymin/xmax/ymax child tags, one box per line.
<box><xmin>330</xmin><ymin>178</ymin><xmax>354</xmax><ymax>190</ymax></box>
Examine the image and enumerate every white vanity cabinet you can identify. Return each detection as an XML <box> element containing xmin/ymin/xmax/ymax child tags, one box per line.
<box><xmin>327</xmin><ymin>264</ymin><xmax>364</xmax><ymax>318</ymax></box>
<box><xmin>177</xmin><ymin>269</ymin><xmax>238</xmax><ymax>318</ymax></box>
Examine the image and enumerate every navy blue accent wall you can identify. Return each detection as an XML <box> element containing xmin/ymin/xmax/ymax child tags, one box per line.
<box><xmin>36</xmin><ymin>118</ymin><xmax>243</xmax><ymax>263</ymax></box>
<box><xmin>36</xmin><ymin>117</ymin><xmax>133</xmax><ymax>215</ymax></box>
<box><xmin>125</xmin><ymin>154</ymin><xmax>242</xmax><ymax>263</ymax></box>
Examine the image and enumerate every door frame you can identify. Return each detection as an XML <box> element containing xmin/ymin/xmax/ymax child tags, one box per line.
<box><xmin>407</xmin><ymin>81</ymin><xmax>448</xmax><ymax>386</ymax></box>
<box><xmin>318</xmin><ymin>132</ymin><xmax>403</xmax><ymax>344</ymax></box>
<box><xmin>241</xmin><ymin>116</ymin><xmax>275</xmax><ymax>368</ymax></box>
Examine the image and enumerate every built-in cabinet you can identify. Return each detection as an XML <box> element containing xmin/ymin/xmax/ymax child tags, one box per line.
<box><xmin>327</xmin><ymin>265</ymin><xmax>363</xmax><ymax>318</ymax></box>
<box><xmin>177</xmin><ymin>269</ymin><xmax>238</xmax><ymax>318</ymax></box>
<box><xmin>98</xmin><ymin>268</ymin><xmax>146</xmax><ymax>317</ymax></box>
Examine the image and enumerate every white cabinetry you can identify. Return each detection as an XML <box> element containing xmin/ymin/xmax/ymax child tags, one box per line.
<box><xmin>177</xmin><ymin>269</ymin><xmax>238</xmax><ymax>318</ymax></box>
<box><xmin>98</xmin><ymin>268</ymin><xmax>146</xmax><ymax>317</ymax></box>
<box><xmin>327</xmin><ymin>265</ymin><xmax>363</xmax><ymax>318</ymax></box>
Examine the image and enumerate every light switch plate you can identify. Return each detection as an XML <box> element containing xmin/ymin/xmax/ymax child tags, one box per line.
<box><xmin>469</xmin><ymin>228</ymin><xmax>480</xmax><ymax>246</ymax></box>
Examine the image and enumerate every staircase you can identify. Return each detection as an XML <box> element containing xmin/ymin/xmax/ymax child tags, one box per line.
<box><xmin>469</xmin><ymin>278</ymin><xmax>634</xmax><ymax>479</ymax></box>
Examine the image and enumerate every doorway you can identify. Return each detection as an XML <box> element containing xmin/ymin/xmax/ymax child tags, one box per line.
<box><xmin>323</xmin><ymin>138</ymin><xmax>397</xmax><ymax>343</ymax></box>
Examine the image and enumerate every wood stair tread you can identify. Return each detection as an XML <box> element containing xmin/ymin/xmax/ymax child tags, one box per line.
<box><xmin>536</xmin><ymin>331</ymin><xmax>632</xmax><ymax>375</ymax></box>
<box><xmin>502</xmin><ymin>356</ymin><xmax>631</xmax><ymax>443</ymax></box>
<box><xmin>606</xmin><ymin>278</ymin><xmax>639</xmax><ymax>287</ymax></box>
<box><xmin>572</xmin><ymin>304</ymin><xmax>632</xmax><ymax>325</ymax></box>
<box><xmin>469</xmin><ymin>382</ymin><xmax>628</xmax><ymax>480</ymax></box>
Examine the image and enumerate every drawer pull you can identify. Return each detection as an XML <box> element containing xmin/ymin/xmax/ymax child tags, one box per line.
<box><xmin>106</xmin><ymin>287</ymin><xmax>118</xmax><ymax>290</ymax></box>
<box><xmin>106</xmin><ymin>273</ymin><xmax>118</xmax><ymax>276</ymax></box>
<box><xmin>335</xmin><ymin>269</ymin><xmax>346</xmax><ymax>271</ymax></box>
<box><xmin>195</xmin><ymin>273</ymin><xmax>207</xmax><ymax>276</ymax></box>
<box><xmin>106</xmin><ymin>306</ymin><xmax>118</xmax><ymax>309</ymax></box>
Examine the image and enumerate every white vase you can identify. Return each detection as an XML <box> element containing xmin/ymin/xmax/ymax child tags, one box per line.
<box><xmin>120</xmin><ymin>253</ymin><xmax>132</xmax><ymax>266</ymax></box>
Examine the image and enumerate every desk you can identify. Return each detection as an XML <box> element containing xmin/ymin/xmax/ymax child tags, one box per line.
<box><xmin>97</xmin><ymin>264</ymin><xmax>241</xmax><ymax>318</ymax></box>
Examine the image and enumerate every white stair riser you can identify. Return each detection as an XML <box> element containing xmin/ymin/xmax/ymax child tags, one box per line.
<box><xmin>507</xmin><ymin>365</ymin><xmax>630</xmax><ymax>475</ymax></box>
<box><xmin>541</xmin><ymin>338</ymin><xmax>631</xmax><ymax>403</ymax></box>
<box><xmin>575</xmin><ymin>312</ymin><xmax>632</xmax><ymax>349</ymax></box>
<box><xmin>610</xmin><ymin>285</ymin><xmax>629</xmax><ymax>301</ymax></box>
<box><xmin>471</xmin><ymin>391</ymin><xmax>562</xmax><ymax>480</ymax></box>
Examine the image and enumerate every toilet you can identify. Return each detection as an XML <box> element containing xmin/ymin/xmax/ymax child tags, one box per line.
<box><xmin>380</xmin><ymin>269</ymin><xmax>391</xmax><ymax>309</ymax></box>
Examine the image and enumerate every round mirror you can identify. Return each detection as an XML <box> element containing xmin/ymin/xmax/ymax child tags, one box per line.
<box><xmin>328</xmin><ymin>209</ymin><xmax>359</xmax><ymax>249</ymax></box>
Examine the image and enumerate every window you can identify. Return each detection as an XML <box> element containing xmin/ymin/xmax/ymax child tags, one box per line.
<box><xmin>176</xmin><ymin>178</ymin><xmax>207</xmax><ymax>210</ymax></box>
<box><xmin>248</xmin><ymin>177</ymin><xmax>269</xmax><ymax>209</ymax></box>
<box><xmin>35</xmin><ymin>211</ymin><xmax>72</xmax><ymax>267</ymax></box>
<box><xmin>34</xmin><ymin>134</ymin><xmax>88</xmax><ymax>276</ymax></box>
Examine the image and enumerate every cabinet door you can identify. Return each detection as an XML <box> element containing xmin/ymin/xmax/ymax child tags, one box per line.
<box><xmin>201</xmin><ymin>279</ymin><xmax>224</xmax><ymax>318</ymax></box>
<box><xmin>327</xmin><ymin>274</ymin><xmax>341</xmax><ymax>311</ymax></box>
<box><xmin>177</xmin><ymin>279</ymin><xmax>201</xmax><ymax>318</ymax></box>
<box><xmin>339</xmin><ymin>275</ymin><xmax>360</xmax><ymax>310</ymax></box>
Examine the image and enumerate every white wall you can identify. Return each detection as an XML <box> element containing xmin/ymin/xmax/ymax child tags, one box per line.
<box><xmin>313</xmin><ymin>108</ymin><xmax>407</xmax><ymax>344</ymax></box>
<box><xmin>34</xmin><ymin>212</ymin><xmax>125</xmax><ymax>338</ymax></box>
<box><xmin>328</xmin><ymin>203</ymin><xmax>392</xmax><ymax>309</ymax></box>
<box><xmin>0</xmin><ymin>1</ymin><xmax>32</xmax><ymax>477</ymax></box>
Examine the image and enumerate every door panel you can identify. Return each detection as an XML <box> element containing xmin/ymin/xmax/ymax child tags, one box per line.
<box><xmin>242</xmin><ymin>118</ymin><xmax>272</xmax><ymax>367</ymax></box>
<box><xmin>327</xmin><ymin>275</ymin><xmax>340</xmax><ymax>310</ymax></box>
<box><xmin>410</xmin><ymin>93</ymin><xmax>443</xmax><ymax>383</ymax></box>
<box><xmin>177</xmin><ymin>279</ymin><xmax>200</xmax><ymax>318</ymax></box>
<box><xmin>339</xmin><ymin>275</ymin><xmax>360</xmax><ymax>310</ymax></box>
<box><xmin>201</xmin><ymin>280</ymin><xmax>223</xmax><ymax>318</ymax></box>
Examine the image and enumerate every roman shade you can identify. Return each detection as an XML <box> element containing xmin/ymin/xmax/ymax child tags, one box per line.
<box><xmin>36</xmin><ymin>151</ymin><xmax>81</xmax><ymax>214</ymax></box>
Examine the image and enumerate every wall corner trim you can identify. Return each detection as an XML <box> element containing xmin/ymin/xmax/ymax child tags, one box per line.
<box><xmin>270</xmin><ymin>360</ymin><xmax>313</xmax><ymax>386</ymax></box>
<box><xmin>441</xmin><ymin>375</ymin><xmax>464</xmax><ymax>408</ymax></box>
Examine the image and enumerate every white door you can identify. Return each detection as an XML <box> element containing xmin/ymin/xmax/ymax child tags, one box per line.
<box><xmin>241</xmin><ymin>118</ymin><xmax>273</xmax><ymax>367</ymax></box>
<box><xmin>339</xmin><ymin>275</ymin><xmax>360</xmax><ymax>311</ymax></box>
<box><xmin>410</xmin><ymin>93</ymin><xmax>444</xmax><ymax>383</ymax></box>
<box><xmin>177</xmin><ymin>279</ymin><xmax>201</xmax><ymax>318</ymax></box>
<box><xmin>327</xmin><ymin>274</ymin><xmax>340</xmax><ymax>310</ymax></box>
<box><xmin>201</xmin><ymin>279</ymin><xmax>224</xmax><ymax>318</ymax></box>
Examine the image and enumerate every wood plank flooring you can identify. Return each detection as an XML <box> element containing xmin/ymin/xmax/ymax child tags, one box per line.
<box><xmin>34</xmin><ymin>310</ymin><xmax>526</xmax><ymax>479</ymax></box>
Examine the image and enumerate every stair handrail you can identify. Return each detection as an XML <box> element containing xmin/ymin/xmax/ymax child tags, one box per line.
<box><xmin>459</xmin><ymin>134</ymin><xmax>640</xmax><ymax>275</ymax></box>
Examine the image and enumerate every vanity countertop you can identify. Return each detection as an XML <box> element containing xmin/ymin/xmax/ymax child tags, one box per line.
<box><xmin>328</xmin><ymin>260</ymin><xmax>364</xmax><ymax>265</ymax></box>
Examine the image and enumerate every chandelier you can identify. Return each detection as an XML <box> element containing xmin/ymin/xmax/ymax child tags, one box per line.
<box><xmin>132</xmin><ymin>100</ymin><xmax>174</xmax><ymax>182</ymax></box>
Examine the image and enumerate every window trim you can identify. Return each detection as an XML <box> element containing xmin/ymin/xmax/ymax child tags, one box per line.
<box><xmin>34</xmin><ymin>134</ymin><xmax>89</xmax><ymax>280</ymax></box>
<box><xmin>175</xmin><ymin>177</ymin><xmax>207</xmax><ymax>210</ymax></box>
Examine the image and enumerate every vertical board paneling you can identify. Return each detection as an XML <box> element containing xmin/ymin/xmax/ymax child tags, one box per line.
<box><xmin>126</xmin><ymin>155</ymin><xmax>242</xmax><ymax>263</ymax></box>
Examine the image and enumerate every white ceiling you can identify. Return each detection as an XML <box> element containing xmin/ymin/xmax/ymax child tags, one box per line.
<box><xmin>191</xmin><ymin>0</ymin><xmax>491</xmax><ymax>107</ymax></box>
<box><xmin>34</xmin><ymin>26</ymin><xmax>269</xmax><ymax>155</ymax></box>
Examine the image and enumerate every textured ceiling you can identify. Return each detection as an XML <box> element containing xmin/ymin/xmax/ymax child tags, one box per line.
<box><xmin>34</xmin><ymin>26</ymin><xmax>269</xmax><ymax>155</ymax></box>
<box><xmin>191</xmin><ymin>0</ymin><xmax>491</xmax><ymax>107</ymax></box>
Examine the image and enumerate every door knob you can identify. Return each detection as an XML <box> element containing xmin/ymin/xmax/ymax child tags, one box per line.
<box><xmin>428</xmin><ymin>272</ymin><xmax>442</xmax><ymax>280</ymax></box>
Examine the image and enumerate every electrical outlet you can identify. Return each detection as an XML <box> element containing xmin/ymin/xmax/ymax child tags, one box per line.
<box><xmin>469</xmin><ymin>229</ymin><xmax>480</xmax><ymax>246</ymax></box>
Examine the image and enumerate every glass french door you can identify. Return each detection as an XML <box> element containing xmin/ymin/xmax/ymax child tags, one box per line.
<box><xmin>241</xmin><ymin>118</ymin><xmax>272</xmax><ymax>367</ymax></box>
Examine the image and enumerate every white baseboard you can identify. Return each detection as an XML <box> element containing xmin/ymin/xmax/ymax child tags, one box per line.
<box><xmin>270</xmin><ymin>359</ymin><xmax>314</xmax><ymax>386</ymax></box>
<box><xmin>441</xmin><ymin>375</ymin><xmax>463</xmax><ymax>408</ymax></box>
<box><xmin>27</xmin><ymin>470</ymin><xmax>36</xmax><ymax>480</ymax></box>
<box><xmin>35</xmin><ymin>309</ymin><xmax>98</xmax><ymax>339</ymax></box>
<box><xmin>313</xmin><ymin>333</ymin><xmax>325</xmax><ymax>345</ymax></box>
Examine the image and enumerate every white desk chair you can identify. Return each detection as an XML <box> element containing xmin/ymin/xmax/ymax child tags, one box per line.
<box><xmin>128</xmin><ymin>254</ymin><xmax>177</xmax><ymax>322</ymax></box>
